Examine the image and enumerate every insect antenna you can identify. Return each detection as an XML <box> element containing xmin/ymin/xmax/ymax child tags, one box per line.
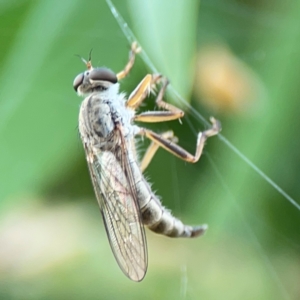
<box><xmin>75</xmin><ymin>49</ymin><xmax>93</xmax><ymax>70</ymax></box>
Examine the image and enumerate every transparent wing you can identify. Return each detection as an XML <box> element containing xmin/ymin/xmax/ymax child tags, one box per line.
<box><xmin>83</xmin><ymin>139</ymin><xmax>147</xmax><ymax>282</ymax></box>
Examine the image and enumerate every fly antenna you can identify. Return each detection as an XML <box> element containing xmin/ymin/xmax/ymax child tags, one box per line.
<box><xmin>88</xmin><ymin>48</ymin><xmax>93</xmax><ymax>62</ymax></box>
<box><xmin>75</xmin><ymin>49</ymin><xmax>93</xmax><ymax>70</ymax></box>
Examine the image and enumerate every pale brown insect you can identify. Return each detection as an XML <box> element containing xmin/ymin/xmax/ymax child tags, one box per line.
<box><xmin>73</xmin><ymin>43</ymin><xmax>221</xmax><ymax>281</ymax></box>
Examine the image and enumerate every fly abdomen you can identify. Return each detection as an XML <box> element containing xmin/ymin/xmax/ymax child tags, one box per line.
<box><xmin>141</xmin><ymin>196</ymin><xmax>208</xmax><ymax>238</ymax></box>
<box><xmin>127</xmin><ymin>147</ymin><xmax>207</xmax><ymax>239</ymax></box>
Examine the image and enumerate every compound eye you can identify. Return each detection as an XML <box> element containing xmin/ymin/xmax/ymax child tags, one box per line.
<box><xmin>73</xmin><ymin>73</ymin><xmax>84</xmax><ymax>91</ymax></box>
<box><xmin>89</xmin><ymin>68</ymin><xmax>118</xmax><ymax>83</ymax></box>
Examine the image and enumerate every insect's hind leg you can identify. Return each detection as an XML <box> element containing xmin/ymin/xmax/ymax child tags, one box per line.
<box><xmin>138</xmin><ymin>117</ymin><xmax>221</xmax><ymax>164</ymax></box>
<box><xmin>140</xmin><ymin>131</ymin><xmax>178</xmax><ymax>172</ymax></box>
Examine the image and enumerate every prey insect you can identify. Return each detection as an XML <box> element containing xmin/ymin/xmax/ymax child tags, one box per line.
<box><xmin>73</xmin><ymin>42</ymin><xmax>221</xmax><ymax>282</ymax></box>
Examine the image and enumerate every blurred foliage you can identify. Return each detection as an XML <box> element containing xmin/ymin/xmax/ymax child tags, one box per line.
<box><xmin>0</xmin><ymin>0</ymin><xmax>300</xmax><ymax>299</ymax></box>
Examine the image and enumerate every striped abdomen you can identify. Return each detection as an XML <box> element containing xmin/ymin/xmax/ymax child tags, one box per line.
<box><xmin>127</xmin><ymin>151</ymin><xmax>207</xmax><ymax>238</ymax></box>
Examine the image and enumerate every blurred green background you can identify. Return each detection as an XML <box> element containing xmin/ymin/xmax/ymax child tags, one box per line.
<box><xmin>0</xmin><ymin>0</ymin><xmax>300</xmax><ymax>299</ymax></box>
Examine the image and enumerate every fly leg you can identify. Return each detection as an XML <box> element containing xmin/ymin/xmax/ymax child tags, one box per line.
<box><xmin>126</xmin><ymin>73</ymin><xmax>162</xmax><ymax>109</ymax></box>
<box><xmin>138</xmin><ymin>117</ymin><xmax>221</xmax><ymax>163</ymax></box>
<box><xmin>131</xmin><ymin>77</ymin><xmax>184</xmax><ymax>122</ymax></box>
<box><xmin>117</xmin><ymin>42</ymin><xmax>141</xmax><ymax>80</ymax></box>
<box><xmin>131</xmin><ymin>77</ymin><xmax>221</xmax><ymax>165</ymax></box>
<box><xmin>117</xmin><ymin>42</ymin><xmax>163</xmax><ymax>105</ymax></box>
<box><xmin>128</xmin><ymin>77</ymin><xmax>185</xmax><ymax>171</ymax></box>
<box><xmin>140</xmin><ymin>131</ymin><xmax>178</xmax><ymax>172</ymax></box>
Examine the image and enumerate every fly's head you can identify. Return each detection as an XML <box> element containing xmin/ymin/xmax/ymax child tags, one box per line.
<box><xmin>73</xmin><ymin>51</ymin><xmax>118</xmax><ymax>97</ymax></box>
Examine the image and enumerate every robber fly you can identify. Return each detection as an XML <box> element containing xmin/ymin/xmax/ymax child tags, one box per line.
<box><xmin>73</xmin><ymin>42</ymin><xmax>221</xmax><ymax>282</ymax></box>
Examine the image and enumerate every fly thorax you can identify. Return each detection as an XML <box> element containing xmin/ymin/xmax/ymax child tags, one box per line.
<box><xmin>114</xmin><ymin>93</ymin><xmax>136</xmax><ymax>138</ymax></box>
<box><xmin>80</xmin><ymin>94</ymin><xmax>115</xmax><ymax>140</ymax></box>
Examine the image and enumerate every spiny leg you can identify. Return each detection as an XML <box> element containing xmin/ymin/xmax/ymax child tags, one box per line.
<box><xmin>117</xmin><ymin>42</ymin><xmax>141</xmax><ymax>81</ymax></box>
<box><xmin>132</xmin><ymin>77</ymin><xmax>184</xmax><ymax>122</ymax></box>
<box><xmin>153</xmin><ymin>77</ymin><xmax>184</xmax><ymax>119</ymax></box>
<box><xmin>138</xmin><ymin>117</ymin><xmax>221</xmax><ymax>163</ymax></box>
<box><xmin>140</xmin><ymin>131</ymin><xmax>178</xmax><ymax>172</ymax></box>
<box><xmin>126</xmin><ymin>74</ymin><xmax>161</xmax><ymax>109</ymax></box>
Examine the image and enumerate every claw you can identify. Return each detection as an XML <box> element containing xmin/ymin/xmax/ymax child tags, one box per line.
<box><xmin>131</xmin><ymin>41</ymin><xmax>141</xmax><ymax>54</ymax></box>
<box><xmin>209</xmin><ymin>117</ymin><xmax>222</xmax><ymax>133</ymax></box>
